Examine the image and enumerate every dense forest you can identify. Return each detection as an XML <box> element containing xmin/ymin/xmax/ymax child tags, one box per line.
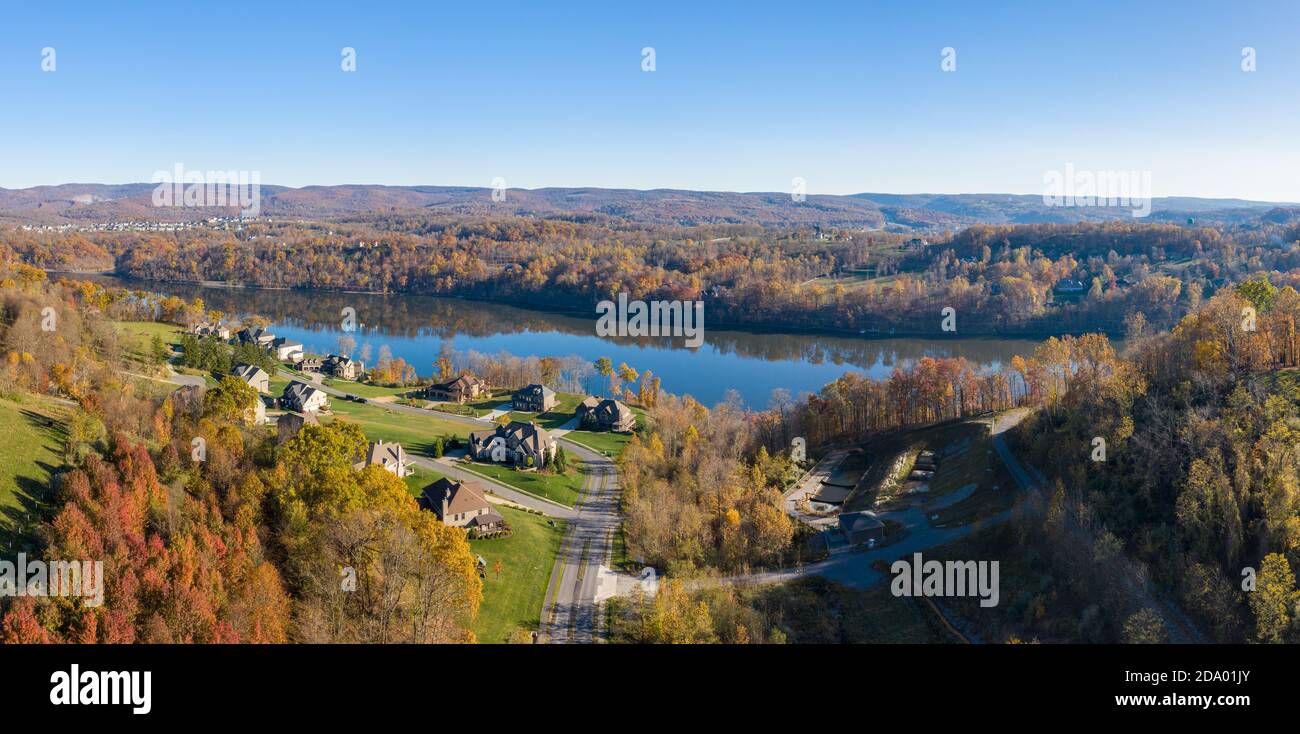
<box><xmin>0</xmin><ymin>268</ymin><xmax>482</xmax><ymax>642</ymax></box>
<box><xmin>10</xmin><ymin>212</ymin><xmax>1300</xmax><ymax>337</ymax></box>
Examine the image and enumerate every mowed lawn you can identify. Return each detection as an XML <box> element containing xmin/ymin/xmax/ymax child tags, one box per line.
<box><xmin>0</xmin><ymin>396</ymin><xmax>68</xmax><ymax>544</ymax></box>
<box><xmin>322</xmin><ymin>399</ymin><xmax>472</xmax><ymax>457</ymax></box>
<box><xmin>470</xmin><ymin>506</ymin><xmax>567</xmax><ymax>643</ymax></box>
<box><xmin>402</xmin><ymin>464</ymin><xmax>449</xmax><ymax>496</ymax></box>
<box><xmin>459</xmin><ymin>460</ymin><xmax>586</xmax><ymax>507</ymax></box>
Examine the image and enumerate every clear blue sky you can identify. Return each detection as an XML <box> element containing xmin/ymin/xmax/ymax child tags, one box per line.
<box><xmin>2</xmin><ymin>0</ymin><xmax>1299</xmax><ymax>199</ymax></box>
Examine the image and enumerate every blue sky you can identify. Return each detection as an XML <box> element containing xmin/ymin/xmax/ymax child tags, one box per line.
<box><xmin>2</xmin><ymin>0</ymin><xmax>1299</xmax><ymax>199</ymax></box>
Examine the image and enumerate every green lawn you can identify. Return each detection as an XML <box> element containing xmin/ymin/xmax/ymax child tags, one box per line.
<box><xmin>457</xmin><ymin>459</ymin><xmax>586</xmax><ymax>507</ymax></box>
<box><xmin>111</xmin><ymin>320</ymin><xmax>182</xmax><ymax>364</ymax></box>
<box><xmin>499</xmin><ymin>391</ymin><xmax>584</xmax><ymax>430</ymax></box>
<box><xmin>323</xmin><ymin>400</ymin><xmax>472</xmax><ymax>457</ymax></box>
<box><xmin>0</xmin><ymin>395</ymin><xmax>68</xmax><ymax>550</ymax></box>
<box><xmin>402</xmin><ymin>464</ymin><xmax>449</xmax><ymax>496</ymax></box>
<box><xmin>561</xmin><ymin>430</ymin><xmax>632</xmax><ymax>457</ymax></box>
<box><xmin>320</xmin><ymin>377</ymin><xmax>413</xmax><ymax>399</ymax></box>
<box><xmin>470</xmin><ymin>505</ymin><xmax>567</xmax><ymax>644</ymax></box>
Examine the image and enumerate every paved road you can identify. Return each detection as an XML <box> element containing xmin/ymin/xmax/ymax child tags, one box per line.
<box><xmin>276</xmin><ymin>369</ymin><xmax>625</xmax><ymax>641</ymax></box>
<box><xmin>410</xmin><ymin>455</ymin><xmax>578</xmax><ymax>519</ymax></box>
<box><xmin>719</xmin><ymin>412</ymin><xmax>1034</xmax><ymax>591</ymax></box>
<box><xmin>541</xmin><ymin>440</ymin><xmax>621</xmax><ymax>643</ymax></box>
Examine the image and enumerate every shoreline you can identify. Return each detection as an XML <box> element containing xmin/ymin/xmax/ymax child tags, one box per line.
<box><xmin>51</xmin><ymin>270</ymin><xmax>1122</xmax><ymax>342</ymax></box>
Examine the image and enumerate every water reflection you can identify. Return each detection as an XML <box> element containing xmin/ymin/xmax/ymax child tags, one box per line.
<box><xmin>82</xmin><ymin>275</ymin><xmax>1042</xmax><ymax>406</ymax></box>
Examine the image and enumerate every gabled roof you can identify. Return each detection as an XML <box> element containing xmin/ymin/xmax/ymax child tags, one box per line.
<box><xmin>513</xmin><ymin>383</ymin><xmax>555</xmax><ymax>399</ymax></box>
<box><xmin>431</xmin><ymin>373</ymin><xmax>485</xmax><ymax>391</ymax></box>
<box><xmin>470</xmin><ymin>421</ymin><xmax>554</xmax><ymax>454</ymax></box>
<box><xmin>232</xmin><ymin>363</ymin><xmax>268</xmax><ymax>382</ymax></box>
<box><xmin>421</xmin><ymin>478</ymin><xmax>491</xmax><ymax>516</ymax></box>
<box><xmin>283</xmin><ymin>381</ymin><xmax>325</xmax><ymax>402</ymax></box>
<box><xmin>361</xmin><ymin>440</ymin><xmax>407</xmax><ymax>468</ymax></box>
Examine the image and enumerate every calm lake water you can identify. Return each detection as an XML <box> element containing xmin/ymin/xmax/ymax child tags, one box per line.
<box><xmin>84</xmin><ymin>275</ymin><xmax>1042</xmax><ymax>407</ymax></box>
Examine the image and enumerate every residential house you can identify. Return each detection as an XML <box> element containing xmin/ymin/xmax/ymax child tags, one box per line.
<box><xmin>417</xmin><ymin>478</ymin><xmax>504</xmax><ymax>534</ymax></box>
<box><xmin>281</xmin><ymin>382</ymin><xmax>329</xmax><ymax>413</ymax></box>
<box><xmin>575</xmin><ymin>397</ymin><xmax>635</xmax><ymax>433</ymax></box>
<box><xmin>237</xmin><ymin>327</ymin><xmax>276</xmax><ymax>348</ymax></box>
<box><xmin>293</xmin><ymin>356</ymin><xmax>324</xmax><ymax>373</ymax></box>
<box><xmin>272</xmin><ymin>337</ymin><xmax>304</xmax><ymax>362</ymax></box>
<box><xmin>468</xmin><ymin>420</ymin><xmax>557</xmax><ymax>468</ymax></box>
<box><xmin>511</xmin><ymin>383</ymin><xmax>556</xmax><ymax>413</ymax></box>
<box><xmin>277</xmin><ymin>411</ymin><xmax>318</xmax><ymax>444</ymax></box>
<box><xmin>231</xmin><ymin>363</ymin><xmax>270</xmax><ymax>394</ymax></box>
<box><xmin>839</xmin><ymin>511</ymin><xmax>885</xmax><ymax>547</ymax></box>
<box><xmin>323</xmin><ymin>354</ymin><xmax>364</xmax><ymax>381</ymax></box>
<box><xmin>1053</xmin><ymin>279</ymin><xmax>1087</xmax><ymax>297</ymax></box>
<box><xmin>423</xmin><ymin>373</ymin><xmax>490</xmax><ymax>403</ymax></box>
<box><xmin>353</xmin><ymin>440</ymin><xmax>413</xmax><ymax>477</ymax></box>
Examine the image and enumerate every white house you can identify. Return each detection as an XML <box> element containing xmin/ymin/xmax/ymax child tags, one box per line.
<box><xmin>281</xmin><ymin>382</ymin><xmax>329</xmax><ymax>413</ymax></box>
<box><xmin>272</xmin><ymin>337</ymin><xmax>305</xmax><ymax>362</ymax></box>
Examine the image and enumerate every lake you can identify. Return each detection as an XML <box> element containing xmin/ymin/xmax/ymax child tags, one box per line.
<box><xmin>81</xmin><ymin>275</ymin><xmax>1042</xmax><ymax>407</ymax></box>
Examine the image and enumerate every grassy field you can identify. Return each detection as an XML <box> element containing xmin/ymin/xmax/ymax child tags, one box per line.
<box><xmin>320</xmin><ymin>377</ymin><xmax>413</xmax><ymax>399</ymax></box>
<box><xmin>470</xmin><ymin>505</ymin><xmax>567</xmax><ymax>643</ymax></box>
<box><xmin>402</xmin><ymin>464</ymin><xmax>450</xmax><ymax>497</ymax></box>
<box><xmin>497</xmin><ymin>391</ymin><xmax>584</xmax><ymax>429</ymax></box>
<box><xmin>0</xmin><ymin>395</ymin><xmax>69</xmax><ymax>550</ymax></box>
<box><xmin>323</xmin><ymin>400</ymin><xmax>472</xmax><ymax>457</ymax></box>
<box><xmin>457</xmin><ymin>459</ymin><xmax>586</xmax><ymax>507</ymax></box>
<box><xmin>561</xmin><ymin>429</ymin><xmax>633</xmax><ymax>457</ymax></box>
<box><xmin>111</xmin><ymin>320</ymin><xmax>183</xmax><ymax>365</ymax></box>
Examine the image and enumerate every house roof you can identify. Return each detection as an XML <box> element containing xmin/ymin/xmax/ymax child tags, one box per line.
<box><xmin>232</xmin><ymin>363</ymin><xmax>268</xmax><ymax>382</ymax></box>
<box><xmin>283</xmin><ymin>382</ymin><xmax>325</xmax><ymax>402</ymax></box>
<box><xmin>360</xmin><ymin>440</ymin><xmax>407</xmax><ymax>469</ymax></box>
<box><xmin>431</xmin><ymin>373</ymin><xmax>485</xmax><ymax>392</ymax></box>
<box><xmin>513</xmin><ymin>384</ymin><xmax>555</xmax><ymax>400</ymax></box>
<box><xmin>838</xmin><ymin>511</ymin><xmax>884</xmax><ymax>534</ymax></box>
<box><xmin>421</xmin><ymin>478</ymin><xmax>492</xmax><ymax>517</ymax></box>
<box><xmin>470</xmin><ymin>421</ymin><xmax>554</xmax><ymax>455</ymax></box>
<box><xmin>277</xmin><ymin>411</ymin><xmax>318</xmax><ymax>430</ymax></box>
<box><xmin>466</xmin><ymin>509</ymin><xmax>505</xmax><ymax>528</ymax></box>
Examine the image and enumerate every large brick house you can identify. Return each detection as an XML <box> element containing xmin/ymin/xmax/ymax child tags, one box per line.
<box><xmin>423</xmin><ymin>373</ymin><xmax>489</xmax><ymax>403</ymax></box>
<box><xmin>468</xmin><ymin>420</ymin><xmax>557</xmax><ymax>468</ymax></box>
<box><xmin>575</xmin><ymin>397</ymin><xmax>635</xmax><ymax>433</ymax></box>
<box><xmin>511</xmin><ymin>383</ymin><xmax>556</xmax><ymax>412</ymax></box>
<box><xmin>418</xmin><ymin>478</ymin><xmax>505</xmax><ymax>534</ymax></box>
<box><xmin>323</xmin><ymin>354</ymin><xmax>364</xmax><ymax>381</ymax></box>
